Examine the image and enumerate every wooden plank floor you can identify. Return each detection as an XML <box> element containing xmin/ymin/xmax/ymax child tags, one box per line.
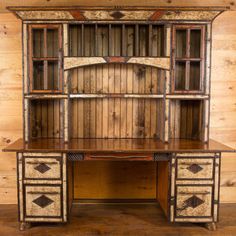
<box><xmin>0</xmin><ymin>203</ymin><xmax>236</xmax><ymax>236</ymax></box>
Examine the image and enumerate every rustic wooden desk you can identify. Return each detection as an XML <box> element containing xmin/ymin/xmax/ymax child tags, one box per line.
<box><xmin>4</xmin><ymin>138</ymin><xmax>234</xmax><ymax>230</ymax></box>
<box><xmin>4</xmin><ymin>5</ymin><xmax>235</xmax><ymax>231</ymax></box>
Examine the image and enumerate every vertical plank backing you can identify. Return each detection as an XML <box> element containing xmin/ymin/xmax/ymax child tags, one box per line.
<box><xmin>90</xmin><ymin>66</ymin><xmax>96</xmax><ymax>137</ymax></box>
<box><xmin>102</xmin><ymin>64</ymin><xmax>109</xmax><ymax>138</ymax></box>
<box><xmin>69</xmin><ymin>63</ymin><xmax>166</xmax><ymax>139</ymax></box>
<box><xmin>126</xmin><ymin>64</ymin><xmax>133</xmax><ymax>138</ymax></box>
<box><xmin>132</xmin><ymin>65</ymin><xmax>139</xmax><ymax>138</ymax></box>
<box><xmin>108</xmin><ymin>64</ymin><xmax>115</xmax><ymax>138</ymax></box>
<box><xmin>126</xmin><ymin>25</ymin><xmax>135</xmax><ymax>56</ymax></box>
<box><xmin>114</xmin><ymin>64</ymin><xmax>121</xmax><ymax>138</ymax></box>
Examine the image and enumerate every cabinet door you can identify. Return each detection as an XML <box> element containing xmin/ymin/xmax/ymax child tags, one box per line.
<box><xmin>172</xmin><ymin>25</ymin><xmax>205</xmax><ymax>93</ymax></box>
<box><xmin>28</xmin><ymin>24</ymin><xmax>62</xmax><ymax>93</ymax></box>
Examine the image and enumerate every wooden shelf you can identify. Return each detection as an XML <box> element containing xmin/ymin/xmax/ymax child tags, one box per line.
<box><xmin>3</xmin><ymin>138</ymin><xmax>234</xmax><ymax>153</ymax></box>
<box><xmin>70</xmin><ymin>94</ymin><xmax>164</xmax><ymax>99</ymax></box>
<box><xmin>166</xmin><ymin>94</ymin><xmax>209</xmax><ymax>100</ymax></box>
<box><xmin>25</xmin><ymin>94</ymin><xmax>67</xmax><ymax>99</ymax></box>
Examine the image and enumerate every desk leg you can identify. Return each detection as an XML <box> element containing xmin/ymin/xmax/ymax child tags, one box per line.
<box><xmin>19</xmin><ymin>222</ymin><xmax>31</xmax><ymax>231</ymax></box>
<box><xmin>205</xmin><ymin>222</ymin><xmax>217</xmax><ymax>231</ymax></box>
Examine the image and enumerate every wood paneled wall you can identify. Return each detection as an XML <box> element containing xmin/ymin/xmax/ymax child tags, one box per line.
<box><xmin>0</xmin><ymin>11</ymin><xmax>235</xmax><ymax>203</ymax></box>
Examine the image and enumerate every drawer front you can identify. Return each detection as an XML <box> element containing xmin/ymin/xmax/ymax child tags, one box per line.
<box><xmin>177</xmin><ymin>158</ymin><xmax>214</xmax><ymax>179</ymax></box>
<box><xmin>25</xmin><ymin>185</ymin><xmax>61</xmax><ymax>217</ymax></box>
<box><xmin>175</xmin><ymin>186</ymin><xmax>212</xmax><ymax>218</ymax></box>
<box><xmin>85</xmin><ymin>153</ymin><xmax>153</xmax><ymax>161</ymax></box>
<box><xmin>24</xmin><ymin>157</ymin><xmax>61</xmax><ymax>179</ymax></box>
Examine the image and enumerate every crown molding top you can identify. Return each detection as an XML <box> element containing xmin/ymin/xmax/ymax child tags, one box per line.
<box><xmin>7</xmin><ymin>6</ymin><xmax>227</xmax><ymax>22</ymax></box>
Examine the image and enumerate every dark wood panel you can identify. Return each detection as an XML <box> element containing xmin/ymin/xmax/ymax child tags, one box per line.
<box><xmin>68</xmin><ymin>23</ymin><xmax>164</xmax><ymax>57</ymax></box>
<box><xmin>170</xmin><ymin>100</ymin><xmax>203</xmax><ymax>140</ymax></box>
<box><xmin>29</xmin><ymin>100</ymin><xmax>63</xmax><ymax>139</ymax></box>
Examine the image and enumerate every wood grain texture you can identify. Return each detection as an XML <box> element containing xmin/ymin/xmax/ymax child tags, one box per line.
<box><xmin>0</xmin><ymin>10</ymin><xmax>236</xmax><ymax>204</ymax></box>
<box><xmin>1</xmin><ymin>204</ymin><xmax>236</xmax><ymax>235</ymax></box>
<box><xmin>74</xmin><ymin>161</ymin><xmax>156</xmax><ymax>199</ymax></box>
<box><xmin>3</xmin><ymin>138</ymin><xmax>234</xmax><ymax>153</ymax></box>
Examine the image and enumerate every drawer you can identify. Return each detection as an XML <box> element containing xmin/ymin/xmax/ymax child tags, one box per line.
<box><xmin>177</xmin><ymin>158</ymin><xmax>214</xmax><ymax>179</ymax></box>
<box><xmin>84</xmin><ymin>153</ymin><xmax>153</xmax><ymax>161</ymax></box>
<box><xmin>175</xmin><ymin>185</ymin><xmax>213</xmax><ymax>218</ymax></box>
<box><xmin>24</xmin><ymin>157</ymin><xmax>62</xmax><ymax>179</ymax></box>
<box><xmin>25</xmin><ymin>185</ymin><xmax>61</xmax><ymax>218</ymax></box>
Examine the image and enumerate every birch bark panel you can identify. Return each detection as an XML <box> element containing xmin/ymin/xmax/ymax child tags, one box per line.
<box><xmin>25</xmin><ymin>185</ymin><xmax>61</xmax><ymax>217</ymax></box>
<box><xmin>24</xmin><ymin>157</ymin><xmax>61</xmax><ymax>179</ymax></box>
<box><xmin>177</xmin><ymin>158</ymin><xmax>214</xmax><ymax>179</ymax></box>
<box><xmin>176</xmin><ymin>186</ymin><xmax>212</xmax><ymax>217</ymax></box>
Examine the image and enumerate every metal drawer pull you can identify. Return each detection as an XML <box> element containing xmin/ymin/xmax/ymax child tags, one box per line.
<box><xmin>178</xmin><ymin>191</ymin><xmax>210</xmax><ymax>195</ymax></box>
<box><xmin>180</xmin><ymin>162</ymin><xmax>212</xmax><ymax>165</ymax></box>
<box><xmin>27</xmin><ymin>191</ymin><xmax>59</xmax><ymax>195</ymax></box>
<box><xmin>89</xmin><ymin>155</ymin><xmax>148</xmax><ymax>159</ymax></box>
<box><xmin>26</xmin><ymin>161</ymin><xmax>58</xmax><ymax>165</ymax></box>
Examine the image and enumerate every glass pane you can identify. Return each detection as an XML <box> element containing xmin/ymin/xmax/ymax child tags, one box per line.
<box><xmin>139</xmin><ymin>25</ymin><xmax>149</xmax><ymax>56</ymax></box>
<box><xmin>84</xmin><ymin>25</ymin><xmax>95</xmax><ymax>56</ymax></box>
<box><xmin>33</xmin><ymin>29</ymin><xmax>44</xmax><ymax>58</ymax></box>
<box><xmin>47</xmin><ymin>28</ymin><xmax>59</xmax><ymax>57</ymax></box>
<box><xmin>190</xmin><ymin>29</ymin><xmax>201</xmax><ymax>58</ymax></box>
<box><xmin>97</xmin><ymin>25</ymin><xmax>109</xmax><ymax>56</ymax></box>
<box><xmin>176</xmin><ymin>29</ymin><xmax>186</xmax><ymax>58</ymax></box>
<box><xmin>48</xmin><ymin>61</ymin><xmax>59</xmax><ymax>90</ymax></box>
<box><xmin>33</xmin><ymin>61</ymin><xmax>44</xmax><ymax>90</ymax></box>
<box><xmin>189</xmin><ymin>62</ymin><xmax>200</xmax><ymax>90</ymax></box>
<box><xmin>175</xmin><ymin>61</ymin><xmax>186</xmax><ymax>90</ymax></box>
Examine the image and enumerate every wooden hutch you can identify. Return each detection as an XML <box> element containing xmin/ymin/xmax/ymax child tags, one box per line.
<box><xmin>3</xmin><ymin>6</ymin><xmax>234</xmax><ymax>231</ymax></box>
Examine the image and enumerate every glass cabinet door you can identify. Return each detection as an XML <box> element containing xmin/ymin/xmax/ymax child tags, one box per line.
<box><xmin>172</xmin><ymin>25</ymin><xmax>205</xmax><ymax>93</ymax></box>
<box><xmin>29</xmin><ymin>25</ymin><xmax>62</xmax><ymax>93</ymax></box>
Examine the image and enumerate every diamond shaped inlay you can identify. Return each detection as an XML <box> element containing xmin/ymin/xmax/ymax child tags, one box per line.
<box><xmin>33</xmin><ymin>195</ymin><xmax>54</xmax><ymax>208</ymax></box>
<box><xmin>110</xmin><ymin>11</ymin><xmax>125</xmax><ymax>19</ymax></box>
<box><xmin>34</xmin><ymin>163</ymin><xmax>51</xmax><ymax>174</ymax></box>
<box><xmin>187</xmin><ymin>164</ymin><xmax>203</xmax><ymax>174</ymax></box>
<box><xmin>184</xmin><ymin>195</ymin><xmax>204</xmax><ymax>209</ymax></box>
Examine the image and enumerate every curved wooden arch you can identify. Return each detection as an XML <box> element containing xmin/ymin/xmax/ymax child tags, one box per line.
<box><xmin>64</xmin><ymin>56</ymin><xmax>170</xmax><ymax>70</ymax></box>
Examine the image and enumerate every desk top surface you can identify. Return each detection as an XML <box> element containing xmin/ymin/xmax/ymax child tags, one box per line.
<box><xmin>3</xmin><ymin>138</ymin><xmax>235</xmax><ymax>153</ymax></box>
